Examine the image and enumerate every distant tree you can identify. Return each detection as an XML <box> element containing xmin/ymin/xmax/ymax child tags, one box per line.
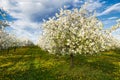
<box><xmin>0</xmin><ymin>8</ymin><xmax>34</xmax><ymax>53</ymax></box>
<box><xmin>0</xmin><ymin>9</ymin><xmax>19</xmax><ymax>53</ymax></box>
<box><xmin>38</xmin><ymin>3</ymin><xmax>120</xmax><ymax>67</ymax></box>
<box><xmin>0</xmin><ymin>9</ymin><xmax>9</xmax><ymax>29</ymax></box>
<box><xmin>0</xmin><ymin>8</ymin><xmax>10</xmax><ymax>53</ymax></box>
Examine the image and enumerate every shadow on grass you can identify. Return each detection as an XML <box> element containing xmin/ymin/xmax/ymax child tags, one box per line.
<box><xmin>0</xmin><ymin>47</ymin><xmax>30</xmax><ymax>70</ymax></box>
<box><xmin>0</xmin><ymin>47</ymin><xmax>119</xmax><ymax>80</ymax></box>
<box><xmin>114</xmin><ymin>48</ymin><xmax>120</xmax><ymax>54</ymax></box>
<box><xmin>2</xmin><ymin>57</ymin><xmax>116</xmax><ymax>80</ymax></box>
<box><xmin>0</xmin><ymin>54</ymin><xmax>58</xmax><ymax>80</ymax></box>
<box><xmin>76</xmin><ymin>55</ymin><xmax>116</xmax><ymax>71</ymax></box>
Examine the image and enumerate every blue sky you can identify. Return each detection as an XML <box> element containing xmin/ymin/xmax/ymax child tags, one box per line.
<box><xmin>0</xmin><ymin>0</ymin><xmax>120</xmax><ymax>43</ymax></box>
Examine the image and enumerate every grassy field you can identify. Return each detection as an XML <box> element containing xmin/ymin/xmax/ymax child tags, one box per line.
<box><xmin>0</xmin><ymin>46</ymin><xmax>120</xmax><ymax>80</ymax></box>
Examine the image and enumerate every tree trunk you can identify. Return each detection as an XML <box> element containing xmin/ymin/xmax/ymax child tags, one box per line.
<box><xmin>14</xmin><ymin>47</ymin><xmax>16</xmax><ymax>52</ymax></box>
<box><xmin>7</xmin><ymin>48</ymin><xmax>9</xmax><ymax>54</ymax></box>
<box><xmin>70</xmin><ymin>53</ymin><xmax>74</xmax><ymax>68</ymax></box>
<box><xmin>0</xmin><ymin>50</ymin><xmax>2</xmax><ymax>53</ymax></box>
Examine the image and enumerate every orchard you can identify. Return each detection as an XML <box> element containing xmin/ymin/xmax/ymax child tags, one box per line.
<box><xmin>38</xmin><ymin>3</ymin><xmax>120</xmax><ymax>67</ymax></box>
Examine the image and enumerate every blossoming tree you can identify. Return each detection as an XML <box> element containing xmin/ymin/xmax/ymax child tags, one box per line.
<box><xmin>38</xmin><ymin>3</ymin><xmax>120</xmax><ymax>67</ymax></box>
<box><xmin>0</xmin><ymin>9</ymin><xmax>20</xmax><ymax>53</ymax></box>
<box><xmin>0</xmin><ymin>9</ymin><xmax>10</xmax><ymax>52</ymax></box>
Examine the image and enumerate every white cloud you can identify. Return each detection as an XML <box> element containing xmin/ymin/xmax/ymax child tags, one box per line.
<box><xmin>98</xmin><ymin>3</ymin><xmax>120</xmax><ymax>16</ymax></box>
<box><xmin>0</xmin><ymin>0</ymin><xmax>71</xmax><ymax>21</ymax></box>
<box><xmin>101</xmin><ymin>17</ymin><xmax>119</xmax><ymax>28</ymax></box>
<box><xmin>71</xmin><ymin>0</ymin><xmax>104</xmax><ymax>11</ymax></box>
<box><xmin>74</xmin><ymin>0</ymin><xmax>81</xmax><ymax>3</ymax></box>
<box><xmin>0</xmin><ymin>0</ymin><xmax>111</xmax><ymax>43</ymax></box>
<box><xmin>112</xmin><ymin>28</ymin><xmax>120</xmax><ymax>40</ymax></box>
<box><xmin>84</xmin><ymin>0</ymin><xmax>104</xmax><ymax>12</ymax></box>
<box><xmin>108</xmin><ymin>17</ymin><xmax>118</xmax><ymax>20</ymax></box>
<box><xmin>72</xmin><ymin>0</ymin><xmax>84</xmax><ymax>7</ymax></box>
<box><xmin>0</xmin><ymin>0</ymin><xmax>72</xmax><ymax>43</ymax></box>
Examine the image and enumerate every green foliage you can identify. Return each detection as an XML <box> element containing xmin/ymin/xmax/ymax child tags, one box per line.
<box><xmin>0</xmin><ymin>47</ymin><xmax>120</xmax><ymax>80</ymax></box>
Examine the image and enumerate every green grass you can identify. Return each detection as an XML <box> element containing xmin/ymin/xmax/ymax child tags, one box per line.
<box><xmin>0</xmin><ymin>46</ymin><xmax>120</xmax><ymax>80</ymax></box>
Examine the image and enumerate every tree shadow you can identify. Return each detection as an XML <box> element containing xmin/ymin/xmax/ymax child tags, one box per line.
<box><xmin>0</xmin><ymin>55</ymin><xmax>57</xmax><ymax>80</ymax></box>
<box><xmin>0</xmin><ymin>48</ymin><xmax>119</xmax><ymax>80</ymax></box>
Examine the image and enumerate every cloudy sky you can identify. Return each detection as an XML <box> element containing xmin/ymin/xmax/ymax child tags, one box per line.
<box><xmin>0</xmin><ymin>0</ymin><xmax>120</xmax><ymax>43</ymax></box>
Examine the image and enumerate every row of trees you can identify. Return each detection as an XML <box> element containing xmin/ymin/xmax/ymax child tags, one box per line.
<box><xmin>0</xmin><ymin>30</ymin><xmax>33</xmax><ymax>49</ymax></box>
<box><xmin>0</xmin><ymin>9</ymin><xmax>34</xmax><ymax>53</ymax></box>
<box><xmin>38</xmin><ymin>2</ymin><xmax>120</xmax><ymax>67</ymax></box>
<box><xmin>0</xmin><ymin>28</ymin><xmax>34</xmax><ymax>53</ymax></box>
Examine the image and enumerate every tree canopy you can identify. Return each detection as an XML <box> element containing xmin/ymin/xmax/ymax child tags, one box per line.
<box><xmin>38</xmin><ymin>3</ymin><xmax>120</xmax><ymax>55</ymax></box>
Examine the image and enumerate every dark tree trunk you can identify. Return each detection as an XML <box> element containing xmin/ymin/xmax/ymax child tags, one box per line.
<box><xmin>14</xmin><ymin>47</ymin><xmax>16</xmax><ymax>52</ymax></box>
<box><xmin>0</xmin><ymin>50</ymin><xmax>2</xmax><ymax>53</ymax></box>
<box><xmin>70</xmin><ymin>53</ymin><xmax>74</xmax><ymax>68</ymax></box>
<box><xmin>7</xmin><ymin>48</ymin><xmax>9</xmax><ymax>54</ymax></box>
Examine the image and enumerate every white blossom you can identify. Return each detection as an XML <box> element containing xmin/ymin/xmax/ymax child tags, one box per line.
<box><xmin>38</xmin><ymin>3</ymin><xmax>120</xmax><ymax>55</ymax></box>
